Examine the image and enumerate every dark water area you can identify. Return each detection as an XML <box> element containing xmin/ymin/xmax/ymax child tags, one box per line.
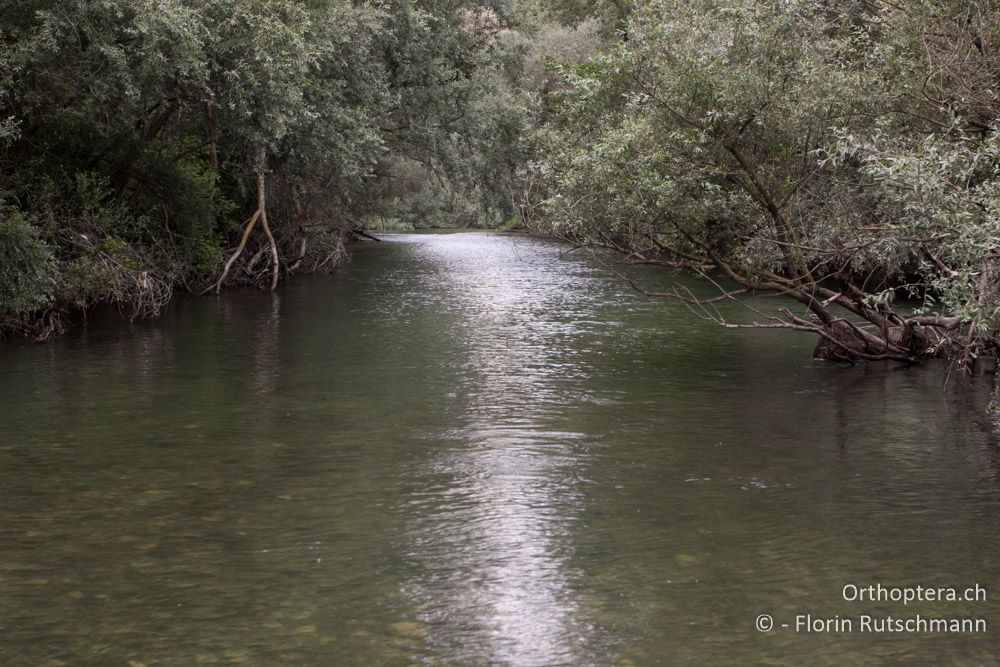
<box><xmin>1</xmin><ymin>231</ymin><xmax>998</xmax><ymax>665</ymax></box>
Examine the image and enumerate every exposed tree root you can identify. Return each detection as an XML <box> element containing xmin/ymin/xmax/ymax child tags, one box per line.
<box><xmin>213</xmin><ymin>148</ymin><xmax>280</xmax><ymax>293</ymax></box>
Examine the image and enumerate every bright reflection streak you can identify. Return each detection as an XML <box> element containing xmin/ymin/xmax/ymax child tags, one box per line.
<box><xmin>397</xmin><ymin>234</ymin><xmax>600</xmax><ymax>666</ymax></box>
<box><xmin>411</xmin><ymin>432</ymin><xmax>585</xmax><ymax>666</ymax></box>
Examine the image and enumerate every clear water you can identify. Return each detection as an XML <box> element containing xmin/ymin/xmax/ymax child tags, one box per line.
<box><xmin>1</xmin><ymin>231</ymin><xmax>997</xmax><ymax>665</ymax></box>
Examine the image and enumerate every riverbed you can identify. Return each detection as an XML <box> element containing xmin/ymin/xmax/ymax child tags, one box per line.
<box><xmin>1</xmin><ymin>231</ymin><xmax>997</xmax><ymax>665</ymax></box>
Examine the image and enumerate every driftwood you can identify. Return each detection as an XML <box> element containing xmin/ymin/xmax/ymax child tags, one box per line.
<box><xmin>350</xmin><ymin>228</ymin><xmax>383</xmax><ymax>242</ymax></box>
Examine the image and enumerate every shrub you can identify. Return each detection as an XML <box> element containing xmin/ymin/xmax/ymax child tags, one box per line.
<box><xmin>0</xmin><ymin>209</ymin><xmax>54</xmax><ymax>316</ymax></box>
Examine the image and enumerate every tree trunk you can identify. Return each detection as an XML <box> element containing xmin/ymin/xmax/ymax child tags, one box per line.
<box><xmin>213</xmin><ymin>147</ymin><xmax>279</xmax><ymax>292</ymax></box>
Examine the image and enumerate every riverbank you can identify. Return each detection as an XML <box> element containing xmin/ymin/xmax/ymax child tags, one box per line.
<box><xmin>0</xmin><ymin>222</ymin><xmax>358</xmax><ymax>342</ymax></box>
<box><xmin>0</xmin><ymin>225</ymin><xmax>527</xmax><ymax>342</ymax></box>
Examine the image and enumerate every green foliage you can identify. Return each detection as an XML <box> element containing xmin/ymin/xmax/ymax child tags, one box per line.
<box><xmin>0</xmin><ymin>208</ymin><xmax>54</xmax><ymax>315</ymax></box>
<box><xmin>842</xmin><ymin>127</ymin><xmax>1000</xmax><ymax>331</ymax></box>
<box><xmin>14</xmin><ymin>0</ymin><xmax>997</xmax><ymax>368</ymax></box>
<box><xmin>363</xmin><ymin>1</ymin><xmax>536</xmax><ymax>229</ymax></box>
<box><xmin>530</xmin><ymin>0</ymin><xmax>1000</xmax><ymax>365</ymax></box>
<box><xmin>0</xmin><ymin>0</ymin><xmax>530</xmax><ymax>332</ymax></box>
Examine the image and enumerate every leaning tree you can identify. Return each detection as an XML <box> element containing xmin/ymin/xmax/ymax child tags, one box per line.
<box><xmin>532</xmin><ymin>0</ymin><xmax>1000</xmax><ymax>374</ymax></box>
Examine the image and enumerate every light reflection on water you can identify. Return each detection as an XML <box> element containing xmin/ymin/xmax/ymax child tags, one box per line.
<box><xmin>394</xmin><ymin>234</ymin><xmax>597</xmax><ymax>665</ymax></box>
<box><xmin>0</xmin><ymin>231</ymin><xmax>998</xmax><ymax>665</ymax></box>
<box><xmin>403</xmin><ymin>434</ymin><xmax>586</xmax><ymax>666</ymax></box>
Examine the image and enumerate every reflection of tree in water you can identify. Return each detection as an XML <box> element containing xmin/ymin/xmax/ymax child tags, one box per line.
<box><xmin>950</xmin><ymin>375</ymin><xmax>1000</xmax><ymax>498</ymax></box>
<box><xmin>216</xmin><ymin>291</ymin><xmax>283</xmax><ymax>401</ymax></box>
<box><xmin>826</xmin><ymin>361</ymin><xmax>1000</xmax><ymax>500</ymax></box>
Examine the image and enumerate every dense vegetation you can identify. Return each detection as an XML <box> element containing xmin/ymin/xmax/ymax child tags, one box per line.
<box><xmin>0</xmin><ymin>0</ymin><xmax>532</xmax><ymax>336</ymax></box>
<box><xmin>528</xmin><ymin>0</ymin><xmax>1000</xmax><ymax>377</ymax></box>
<box><xmin>3</xmin><ymin>0</ymin><xmax>1000</xmax><ymax>387</ymax></box>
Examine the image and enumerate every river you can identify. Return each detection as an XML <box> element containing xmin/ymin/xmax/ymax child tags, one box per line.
<box><xmin>1</xmin><ymin>231</ymin><xmax>998</xmax><ymax>665</ymax></box>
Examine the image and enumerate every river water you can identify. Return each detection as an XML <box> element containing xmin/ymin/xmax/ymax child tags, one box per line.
<box><xmin>1</xmin><ymin>231</ymin><xmax>998</xmax><ymax>665</ymax></box>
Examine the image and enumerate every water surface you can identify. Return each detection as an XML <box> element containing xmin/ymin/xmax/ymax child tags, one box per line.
<box><xmin>2</xmin><ymin>231</ymin><xmax>998</xmax><ymax>665</ymax></box>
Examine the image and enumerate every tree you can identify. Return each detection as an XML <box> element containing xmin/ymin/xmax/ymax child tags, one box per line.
<box><xmin>0</xmin><ymin>0</ymin><xmax>529</xmax><ymax>335</ymax></box>
<box><xmin>530</xmin><ymin>0</ymin><xmax>1000</xmax><ymax>375</ymax></box>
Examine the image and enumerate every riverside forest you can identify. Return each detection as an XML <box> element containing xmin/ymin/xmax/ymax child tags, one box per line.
<box><xmin>1</xmin><ymin>1</ymin><xmax>1000</xmax><ymax>666</ymax></box>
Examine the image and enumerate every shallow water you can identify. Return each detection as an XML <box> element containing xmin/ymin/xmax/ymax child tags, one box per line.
<box><xmin>1</xmin><ymin>231</ymin><xmax>998</xmax><ymax>665</ymax></box>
